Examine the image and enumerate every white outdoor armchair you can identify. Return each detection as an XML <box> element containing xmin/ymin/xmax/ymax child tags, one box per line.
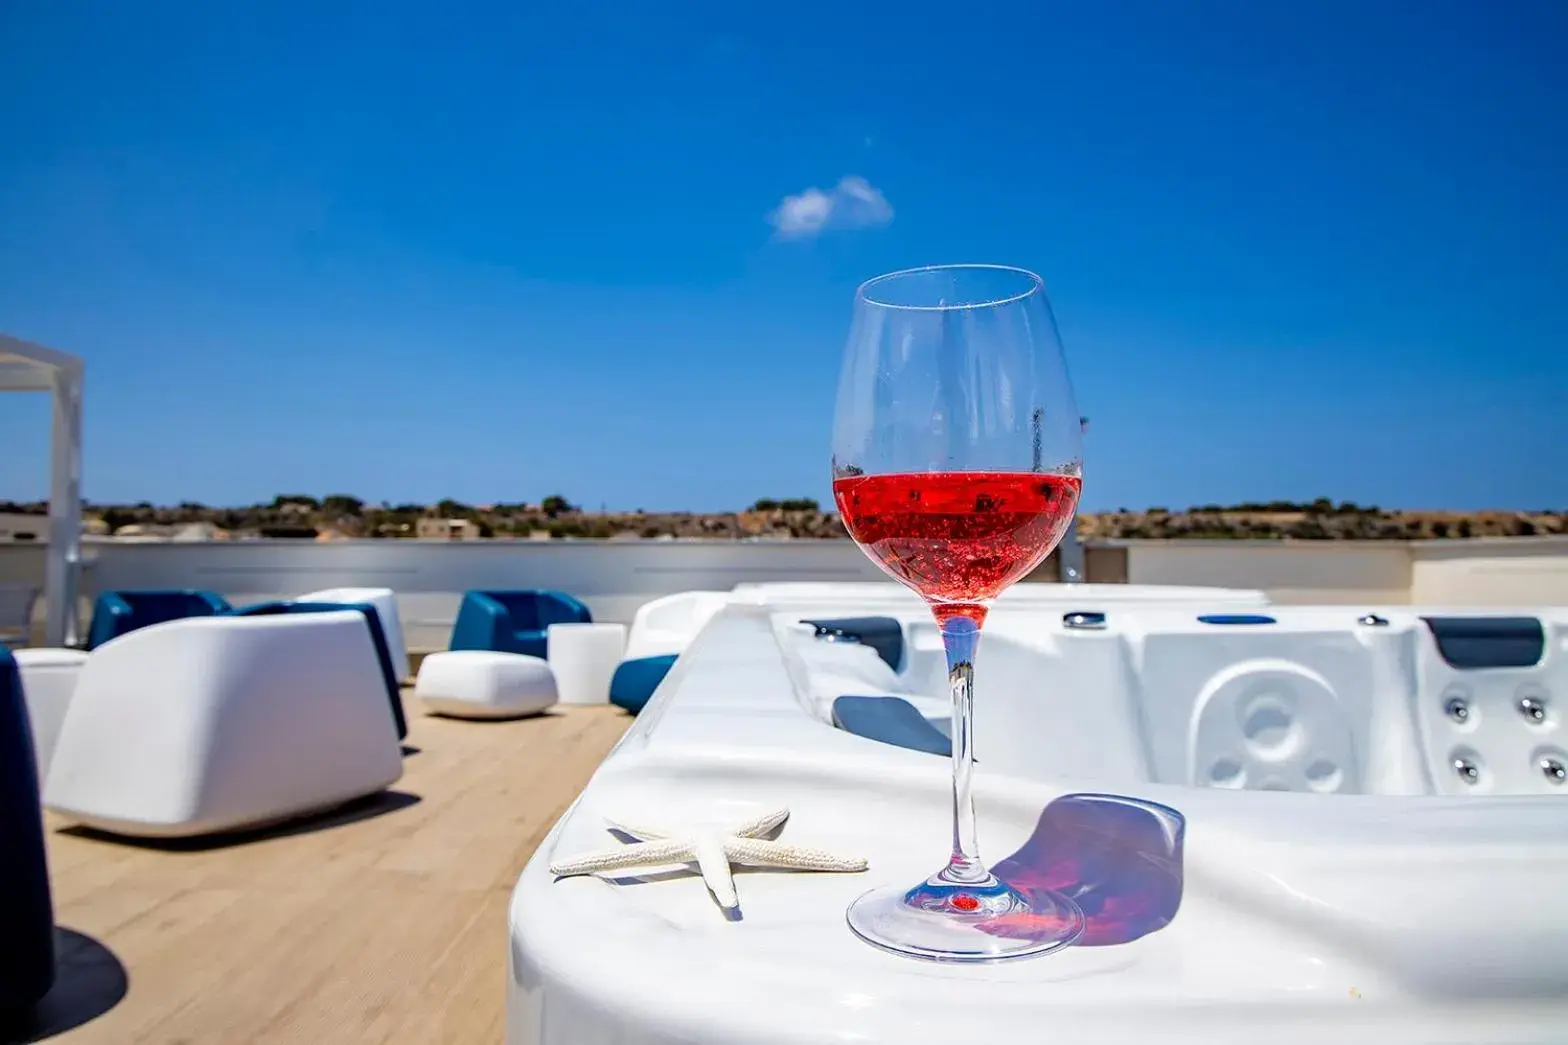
<box><xmin>45</xmin><ymin>611</ymin><xmax>403</xmax><ymax>838</ymax></box>
<box><xmin>624</xmin><ymin>591</ymin><xmax>729</xmax><ymax>661</ymax></box>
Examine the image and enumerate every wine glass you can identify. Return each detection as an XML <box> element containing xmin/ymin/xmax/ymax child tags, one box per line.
<box><xmin>830</xmin><ymin>264</ymin><xmax>1086</xmax><ymax>962</ymax></box>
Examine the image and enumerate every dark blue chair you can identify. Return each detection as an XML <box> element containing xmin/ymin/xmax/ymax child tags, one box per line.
<box><xmin>448</xmin><ymin>590</ymin><xmax>592</xmax><ymax>659</ymax></box>
<box><xmin>87</xmin><ymin>589</ymin><xmax>231</xmax><ymax>650</ymax></box>
<box><xmin>0</xmin><ymin>648</ymin><xmax>55</xmax><ymax>1012</ymax></box>
<box><xmin>226</xmin><ymin>601</ymin><xmax>408</xmax><ymax>740</ymax></box>
<box><xmin>609</xmin><ymin>654</ymin><xmax>678</xmax><ymax>714</ymax></box>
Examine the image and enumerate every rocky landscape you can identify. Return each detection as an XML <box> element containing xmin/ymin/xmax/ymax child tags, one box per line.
<box><xmin>1</xmin><ymin>494</ymin><xmax>1560</xmax><ymax>543</ymax></box>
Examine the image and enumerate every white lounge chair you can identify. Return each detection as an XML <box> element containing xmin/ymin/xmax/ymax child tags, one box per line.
<box><xmin>45</xmin><ymin>611</ymin><xmax>403</xmax><ymax>838</ymax></box>
<box><xmin>13</xmin><ymin>647</ymin><xmax>89</xmax><ymax>786</ymax></box>
<box><xmin>297</xmin><ymin>586</ymin><xmax>411</xmax><ymax>682</ymax></box>
<box><xmin>624</xmin><ymin>591</ymin><xmax>729</xmax><ymax>661</ymax></box>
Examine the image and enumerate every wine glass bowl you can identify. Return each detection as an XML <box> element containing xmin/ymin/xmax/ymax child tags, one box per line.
<box><xmin>830</xmin><ymin>264</ymin><xmax>1085</xmax><ymax>962</ymax></box>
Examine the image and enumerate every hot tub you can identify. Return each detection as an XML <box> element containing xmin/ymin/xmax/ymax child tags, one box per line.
<box><xmin>508</xmin><ymin>593</ymin><xmax>1568</xmax><ymax>1044</ymax></box>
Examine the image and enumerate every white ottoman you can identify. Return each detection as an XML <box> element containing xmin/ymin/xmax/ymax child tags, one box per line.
<box><xmin>14</xmin><ymin>647</ymin><xmax>89</xmax><ymax>787</ymax></box>
<box><xmin>415</xmin><ymin>651</ymin><xmax>558</xmax><ymax>720</ymax></box>
<box><xmin>547</xmin><ymin>622</ymin><xmax>627</xmax><ymax>706</ymax></box>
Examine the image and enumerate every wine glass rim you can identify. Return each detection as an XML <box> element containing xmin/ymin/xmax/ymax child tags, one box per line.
<box><xmin>856</xmin><ymin>264</ymin><xmax>1044</xmax><ymax>312</ymax></box>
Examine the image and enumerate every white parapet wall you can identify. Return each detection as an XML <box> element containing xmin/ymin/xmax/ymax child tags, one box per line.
<box><xmin>1120</xmin><ymin>540</ymin><xmax>1414</xmax><ymax>604</ymax></box>
<box><xmin>1119</xmin><ymin>536</ymin><xmax>1568</xmax><ymax>607</ymax></box>
<box><xmin>0</xmin><ymin>537</ymin><xmax>1564</xmax><ymax>651</ymax></box>
<box><xmin>0</xmin><ymin>539</ymin><xmax>896</xmax><ymax>651</ymax></box>
<box><xmin>1409</xmin><ymin>538</ymin><xmax>1568</xmax><ymax>606</ymax></box>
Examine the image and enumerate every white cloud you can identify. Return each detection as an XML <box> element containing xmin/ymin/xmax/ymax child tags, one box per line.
<box><xmin>768</xmin><ymin>175</ymin><xmax>893</xmax><ymax>239</ymax></box>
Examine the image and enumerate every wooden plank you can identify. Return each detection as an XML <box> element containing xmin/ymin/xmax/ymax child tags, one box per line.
<box><xmin>34</xmin><ymin>698</ymin><xmax>629</xmax><ymax>1045</ymax></box>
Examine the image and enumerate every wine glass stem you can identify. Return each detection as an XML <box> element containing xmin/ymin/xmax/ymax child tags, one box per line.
<box><xmin>938</xmin><ymin>610</ymin><xmax>992</xmax><ymax>886</ymax></box>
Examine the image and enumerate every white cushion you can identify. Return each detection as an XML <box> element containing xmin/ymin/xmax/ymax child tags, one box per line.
<box><xmin>13</xmin><ymin>647</ymin><xmax>89</xmax><ymax>786</ymax></box>
<box><xmin>44</xmin><ymin>612</ymin><xmax>403</xmax><ymax>838</ymax></box>
<box><xmin>415</xmin><ymin>650</ymin><xmax>557</xmax><ymax>719</ymax></box>
<box><xmin>298</xmin><ymin>587</ymin><xmax>411</xmax><ymax>682</ymax></box>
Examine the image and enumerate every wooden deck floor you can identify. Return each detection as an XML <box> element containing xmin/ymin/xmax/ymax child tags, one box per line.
<box><xmin>18</xmin><ymin>698</ymin><xmax>630</xmax><ymax>1045</ymax></box>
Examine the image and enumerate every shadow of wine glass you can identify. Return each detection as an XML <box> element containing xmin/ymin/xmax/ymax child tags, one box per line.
<box><xmin>984</xmin><ymin>792</ymin><xmax>1185</xmax><ymax>947</ymax></box>
<box><xmin>0</xmin><ymin>927</ymin><xmax>128</xmax><ymax>1043</ymax></box>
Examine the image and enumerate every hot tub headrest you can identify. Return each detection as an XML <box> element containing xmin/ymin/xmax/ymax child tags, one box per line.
<box><xmin>801</xmin><ymin>616</ymin><xmax>904</xmax><ymax>671</ymax></box>
<box><xmin>1422</xmin><ymin>616</ymin><xmax>1544</xmax><ymax>669</ymax></box>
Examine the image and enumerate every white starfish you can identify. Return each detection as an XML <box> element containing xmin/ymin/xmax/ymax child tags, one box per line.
<box><xmin>548</xmin><ymin>807</ymin><xmax>868</xmax><ymax>912</ymax></box>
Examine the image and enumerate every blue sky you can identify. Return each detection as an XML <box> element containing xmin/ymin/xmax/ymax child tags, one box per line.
<box><xmin>1</xmin><ymin>0</ymin><xmax>1564</xmax><ymax>512</ymax></box>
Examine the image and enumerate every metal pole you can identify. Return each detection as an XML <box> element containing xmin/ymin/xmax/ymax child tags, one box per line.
<box><xmin>45</xmin><ymin>363</ymin><xmax>83</xmax><ymax>646</ymax></box>
<box><xmin>1057</xmin><ymin>416</ymin><xmax>1088</xmax><ymax>583</ymax></box>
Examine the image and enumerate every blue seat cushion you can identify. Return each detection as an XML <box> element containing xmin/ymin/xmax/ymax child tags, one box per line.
<box><xmin>831</xmin><ymin>695</ymin><xmax>951</xmax><ymax>757</ymax></box>
<box><xmin>609</xmin><ymin>654</ymin><xmax>678</xmax><ymax>714</ymax></box>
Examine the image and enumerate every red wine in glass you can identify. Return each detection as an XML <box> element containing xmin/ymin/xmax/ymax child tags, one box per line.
<box><xmin>831</xmin><ymin>263</ymin><xmax>1086</xmax><ymax>962</ymax></box>
<box><xmin>833</xmin><ymin>471</ymin><xmax>1081</xmax><ymax>622</ymax></box>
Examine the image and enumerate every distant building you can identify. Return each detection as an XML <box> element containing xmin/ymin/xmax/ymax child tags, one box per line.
<box><xmin>108</xmin><ymin>523</ymin><xmax>176</xmax><ymax>542</ymax></box>
<box><xmin>417</xmin><ymin>517</ymin><xmax>482</xmax><ymax>540</ymax></box>
<box><xmin>172</xmin><ymin>522</ymin><xmax>227</xmax><ymax>542</ymax></box>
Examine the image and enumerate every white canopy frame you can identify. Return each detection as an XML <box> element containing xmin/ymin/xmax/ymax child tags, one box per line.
<box><xmin>1</xmin><ymin>333</ymin><xmax>83</xmax><ymax>646</ymax></box>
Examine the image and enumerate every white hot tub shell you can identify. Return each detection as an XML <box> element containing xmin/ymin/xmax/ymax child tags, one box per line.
<box><xmin>509</xmin><ymin>593</ymin><xmax>1568</xmax><ymax>1044</ymax></box>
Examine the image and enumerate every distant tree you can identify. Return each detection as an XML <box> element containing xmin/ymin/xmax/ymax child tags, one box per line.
<box><xmin>1431</xmin><ymin>521</ymin><xmax>1450</xmax><ymax>538</ymax></box>
<box><xmin>1309</xmin><ymin>497</ymin><xmax>1333</xmax><ymax>514</ymax></box>
<box><xmin>271</xmin><ymin>494</ymin><xmax>319</xmax><ymax>510</ymax></box>
<box><xmin>750</xmin><ymin>498</ymin><xmax>780</xmax><ymax>511</ymax></box>
<box><xmin>779</xmin><ymin>498</ymin><xmax>820</xmax><ymax>512</ymax></box>
<box><xmin>1456</xmin><ymin>519</ymin><xmax>1473</xmax><ymax>539</ymax></box>
<box><xmin>436</xmin><ymin>498</ymin><xmax>472</xmax><ymax>517</ymax></box>
<box><xmin>322</xmin><ymin>494</ymin><xmax>364</xmax><ymax>516</ymax></box>
<box><xmin>1513</xmin><ymin>518</ymin><xmax>1537</xmax><ymax>537</ymax></box>
<box><xmin>102</xmin><ymin>508</ymin><xmax>134</xmax><ymax>532</ymax></box>
<box><xmin>178</xmin><ymin>500</ymin><xmax>207</xmax><ymax>512</ymax></box>
<box><xmin>541</xmin><ymin>494</ymin><xmax>577</xmax><ymax>518</ymax></box>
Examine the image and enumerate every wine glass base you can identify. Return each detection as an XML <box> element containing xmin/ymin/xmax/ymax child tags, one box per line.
<box><xmin>846</xmin><ymin>878</ymin><xmax>1084</xmax><ymax>963</ymax></box>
